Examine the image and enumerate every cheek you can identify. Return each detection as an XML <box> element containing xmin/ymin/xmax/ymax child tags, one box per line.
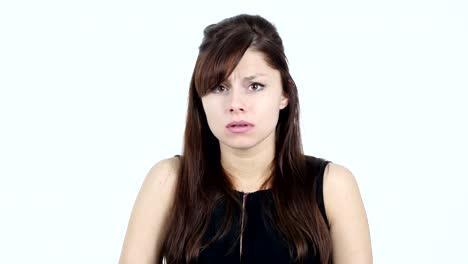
<box><xmin>202</xmin><ymin>102</ymin><xmax>224</xmax><ymax>131</ymax></box>
<box><xmin>256</xmin><ymin>102</ymin><xmax>281</xmax><ymax>126</ymax></box>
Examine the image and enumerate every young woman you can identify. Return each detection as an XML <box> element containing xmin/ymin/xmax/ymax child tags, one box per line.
<box><xmin>119</xmin><ymin>14</ymin><xmax>372</xmax><ymax>264</ymax></box>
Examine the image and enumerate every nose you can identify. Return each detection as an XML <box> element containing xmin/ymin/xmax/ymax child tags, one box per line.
<box><xmin>228</xmin><ymin>87</ymin><xmax>245</xmax><ymax>113</ymax></box>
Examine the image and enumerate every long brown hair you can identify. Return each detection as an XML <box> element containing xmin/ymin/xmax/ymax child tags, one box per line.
<box><xmin>161</xmin><ymin>14</ymin><xmax>332</xmax><ymax>263</ymax></box>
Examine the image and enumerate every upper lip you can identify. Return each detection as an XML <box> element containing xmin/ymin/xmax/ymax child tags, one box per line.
<box><xmin>226</xmin><ymin>120</ymin><xmax>254</xmax><ymax>128</ymax></box>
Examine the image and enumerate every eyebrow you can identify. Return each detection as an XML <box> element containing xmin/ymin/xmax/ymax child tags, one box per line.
<box><xmin>224</xmin><ymin>73</ymin><xmax>267</xmax><ymax>84</ymax></box>
<box><xmin>243</xmin><ymin>73</ymin><xmax>267</xmax><ymax>81</ymax></box>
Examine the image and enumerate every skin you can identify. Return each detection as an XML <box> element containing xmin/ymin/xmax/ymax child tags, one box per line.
<box><xmin>200</xmin><ymin>48</ymin><xmax>288</xmax><ymax>192</ymax></box>
<box><xmin>119</xmin><ymin>48</ymin><xmax>373</xmax><ymax>263</ymax></box>
<box><xmin>324</xmin><ymin>163</ymin><xmax>373</xmax><ymax>263</ymax></box>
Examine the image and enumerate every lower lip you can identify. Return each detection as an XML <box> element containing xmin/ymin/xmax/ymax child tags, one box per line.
<box><xmin>227</xmin><ymin>125</ymin><xmax>254</xmax><ymax>133</ymax></box>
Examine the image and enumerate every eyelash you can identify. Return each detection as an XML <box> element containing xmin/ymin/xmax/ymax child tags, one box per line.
<box><xmin>212</xmin><ymin>82</ymin><xmax>265</xmax><ymax>93</ymax></box>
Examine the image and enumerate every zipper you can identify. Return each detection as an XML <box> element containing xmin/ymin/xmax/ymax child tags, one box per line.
<box><xmin>240</xmin><ymin>192</ymin><xmax>249</xmax><ymax>260</ymax></box>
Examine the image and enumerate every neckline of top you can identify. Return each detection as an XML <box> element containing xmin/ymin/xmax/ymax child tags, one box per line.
<box><xmin>234</xmin><ymin>188</ymin><xmax>272</xmax><ymax>195</ymax></box>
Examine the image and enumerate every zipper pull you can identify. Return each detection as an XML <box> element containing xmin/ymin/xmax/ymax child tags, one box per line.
<box><xmin>240</xmin><ymin>192</ymin><xmax>249</xmax><ymax>259</ymax></box>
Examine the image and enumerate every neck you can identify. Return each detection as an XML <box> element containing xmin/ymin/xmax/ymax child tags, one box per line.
<box><xmin>220</xmin><ymin>133</ymin><xmax>275</xmax><ymax>192</ymax></box>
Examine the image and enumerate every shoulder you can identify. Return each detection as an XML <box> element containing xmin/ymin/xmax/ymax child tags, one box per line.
<box><xmin>322</xmin><ymin>162</ymin><xmax>373</xmax><ymax>263</ymax></box>
<box><xmin>147</xmin><ymin>156</ymin><xmax>181</xmax><ymax>186</ymax></box>
<box><xmin>322</xmin><ymin>162</ymin><xmax>361</xmax><ymax>225</ymax></box>
<box><xmin>323</xmin><ymin>162</ymin><xmax>356</xmax><ymax>191</ymax></box>
<box><xmin>119</xmin><ymin>155</ymin><xmax>181</xmax><ymax>263</ymax></box>
<box><xmin>141</xmin><ymin>156</ymin><xmax>180</xmax><ymax>198</ymax></box>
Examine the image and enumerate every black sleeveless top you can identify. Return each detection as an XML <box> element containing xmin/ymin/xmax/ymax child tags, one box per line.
<box><xmin>175</xmin><ymin>155</ymin><xmax>331</xmax><ymax>263</ymax></box>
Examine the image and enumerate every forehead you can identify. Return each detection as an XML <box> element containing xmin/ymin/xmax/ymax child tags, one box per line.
<box><xmin>225</xmin><ymin>49</ymin><xmax>277</xmax><ymax>80</ymax></box>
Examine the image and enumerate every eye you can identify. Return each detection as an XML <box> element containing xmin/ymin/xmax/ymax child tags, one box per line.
<box><xmin>212</xmin><ymin>84</ymin><xmax>227</xmax><ymax>93</ymax></box>
<box><xmin>249</xmin><ymin>82</ymin><xmax>265</xmax><ymax>91</ymax></box>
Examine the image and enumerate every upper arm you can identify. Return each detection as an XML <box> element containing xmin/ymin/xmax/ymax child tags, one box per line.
<box><xmin>323</xmin><ymin>163</ymin><xmax>373</xmax><ymax>264</ymax></box>
<box><xmin>119</xmin><ymin>157</ymin><xmax>179</xmax><ymax>264</ymax></box>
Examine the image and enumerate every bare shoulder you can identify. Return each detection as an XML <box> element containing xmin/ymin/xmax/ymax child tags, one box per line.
<box><xmin>322</xmin><ymin>162</ymin><xmax>373</xmax><ymax>263</ymax></box>
<box><xmin>119</xmin><ymin>156</ymin><xmax>181</xmax><ymax>264</ymax></box>
<box><xmin>322</xmin><ymin>163</ymin><xmax>360</xmax><ymax>208</ymax></box>
<box><xmin>323</xmin><ymin>163</ymin><xmax>359</xmax><ymax>218</ymax></box>
<box><xmin>147</xmin><ymin>156</ymin><xmax>180</xmax><ymax>188</ymax></box>
<box><xmin>137</xmin><ymin>156</ymin><xmax>180</xmax><ymax>201</ymax></box>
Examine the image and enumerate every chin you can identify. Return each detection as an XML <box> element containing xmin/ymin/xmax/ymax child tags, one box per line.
<box><xmin>220</xmin><ymin>139</ymin><xmax>257</xmax><ymax>150</ymax></box>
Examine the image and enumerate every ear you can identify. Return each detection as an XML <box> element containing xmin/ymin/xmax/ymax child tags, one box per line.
<box><xmin>279</xmin><ymin>92</ymin><xmax>289</xmax><ymax>110</ymax></box>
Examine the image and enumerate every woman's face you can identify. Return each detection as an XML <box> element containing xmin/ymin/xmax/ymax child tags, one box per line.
<box><xmin>201</xmin><ymin>48</ymin><xmax>288</xmax><ymax>151</ymax></box>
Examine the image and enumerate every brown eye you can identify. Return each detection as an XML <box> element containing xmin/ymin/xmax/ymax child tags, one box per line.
<box><xmin>249</xmin><ymin>82</ymin><xmax>265</xmax><ymax>91</ymax></box>
<box><xmin>212</xmin><ymin>85</ymin><xmax>227</xmax><ymax>93</ymax></box>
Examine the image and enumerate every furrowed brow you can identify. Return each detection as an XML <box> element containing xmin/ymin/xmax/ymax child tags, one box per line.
<box><xmin>223</xmin><ymin>73</ymin><xmax>267</xmax><ymax>84</ymax></box>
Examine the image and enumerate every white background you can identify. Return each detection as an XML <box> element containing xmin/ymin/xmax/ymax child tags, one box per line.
<box><xmin>0</xmin><ymin>0</ymin><xmax>467</xmax><ymax>263</ymax></box>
